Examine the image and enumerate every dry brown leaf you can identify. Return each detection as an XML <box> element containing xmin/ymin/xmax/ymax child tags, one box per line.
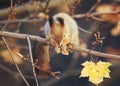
<box><xmin>0</xmin><ymin>47</ymin><xmax>23</xmax><ymax>64</ymax></box>
<box><xmin>96</xmin><ymin>4</ymin><xmax>120</xmax><ymax>23</ymax></box>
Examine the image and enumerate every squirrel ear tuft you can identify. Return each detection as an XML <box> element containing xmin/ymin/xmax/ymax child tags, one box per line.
<box><xmin>49</xmin><ymin>16</ymin><xmax>54</xmax><ymax>27</ymax></box>
<box><xmin>57</xmin><ymin>17</ymin><xmax>64</xmax><ymax>26</ymax></box>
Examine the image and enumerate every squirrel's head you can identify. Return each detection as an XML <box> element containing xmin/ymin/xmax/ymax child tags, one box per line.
<box><xmin>49</xmin><ymin>16</ymin><xmax>65</xmax><ymax>44</ymax></box>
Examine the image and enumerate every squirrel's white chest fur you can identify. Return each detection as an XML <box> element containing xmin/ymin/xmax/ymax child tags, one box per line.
<box><xmin>44</xmin><ymin>13</ymin><xmax>79</xmax><ymax>55</ymax></box>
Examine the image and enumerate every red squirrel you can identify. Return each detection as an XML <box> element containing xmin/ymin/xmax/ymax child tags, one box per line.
<box><xmin>32</xmin><ymin>13</ymin><xmax>80</xmax><ymax>77</ymax></box>
<box><xmin>44</xmin><ymin>13</ymin><xmax>80</xmax><ymax>55</ymax></box>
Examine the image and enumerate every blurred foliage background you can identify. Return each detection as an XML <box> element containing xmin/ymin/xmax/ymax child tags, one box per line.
<box><xmin>0</xmin><ymin>0</ymin><xmax>120</xmax><ymax>86</ymax></box>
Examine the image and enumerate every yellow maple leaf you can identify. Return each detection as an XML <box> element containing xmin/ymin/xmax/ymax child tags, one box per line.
<box><xmin>79</xmin><ymin>61</ymin><xmax>112</xmax><ymax>85</ymax></box>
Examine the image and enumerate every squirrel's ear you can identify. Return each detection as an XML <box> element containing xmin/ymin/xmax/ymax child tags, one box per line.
<box><xmin>49</xmin><ymin>16</ymin><xmax>54</xmax><ymax>27</ymax></box>
<box><xmin>57</xmin><ymin>17</ymin><xmax>64</xmax><ymax>26</ymax></box>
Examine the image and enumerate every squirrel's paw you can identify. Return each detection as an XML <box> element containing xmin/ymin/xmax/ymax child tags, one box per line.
<box><xmin>55</xmin><ymin>46</ymin><xmax>61</xmax><ymax>54</ymax></box>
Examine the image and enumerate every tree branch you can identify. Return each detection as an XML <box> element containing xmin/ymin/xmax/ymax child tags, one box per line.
<box><xmin>87</xmin><ymin>0</ymin><xmax>101</xmax><ymax>14</ymax></box>
<box><xmin>72</xmin><ymin>11</ymin><xmax>120</xmax><ymax>19</ymax></box>
<box><xmin>0</xmin><ymin>0</ymin><xmax>68</xmax><ymax>18</ymax></box>
<box><xmin>72</xmin><ymin>46</ymin><xmax>120</xmax><ymax>60</ymax></box>
<box><xmin>0</xmin><ymin>31</ymin><xmax>120</xmax><ymax>60</ymax></box>
<box><xmin>26</xmin><ymin>36</ymin><xmax>39</xmax><ymax>86</ymax></box>
<box><xmin>0</xmin><ymin>11</ymin><xmax>119</xmax><ymax>24</ymax></box>
<box><xmin>0</xmin><ymin>63</ymin><xmax>17</xmax><ymax>77</ymax></box>
<box><xmin>2</xmin><ymin>36</ymin><xmax>30</xmax><ymax>86</ymax></box>
<box><xmin>41</xmin><ymin>69</ymin><xmax>81</xmax><ymax>86</ymax></box>
<box><xmin>0</xmin><ymin>31</ymin><xmax>47</xmax><ymax>43</ymax></box>
<box><xmin>0</xmin><ymin>18</ymin><xmax>43</xmax><ymax>24</ymax></box>
<box><xmin>0</xmin><ymin>63</ymin><xmax>51</xmax><ymax>79</ymax></box>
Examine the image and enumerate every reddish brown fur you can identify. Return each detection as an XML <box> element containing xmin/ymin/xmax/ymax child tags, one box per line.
<box><xmin>33</xmin><ymin>41</ymin><xmax>51</xmax><ymax>77</ymax></box>
<box><xmin>50</xmin><ymin>23</ymin><xmax>64</xmax><ymax>44</ymax></box>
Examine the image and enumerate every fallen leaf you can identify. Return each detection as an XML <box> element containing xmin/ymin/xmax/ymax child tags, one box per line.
<box><xmin>80</xmin><ymin>61</ymin><xmax>112</xmax><ymax>85</ymax></box>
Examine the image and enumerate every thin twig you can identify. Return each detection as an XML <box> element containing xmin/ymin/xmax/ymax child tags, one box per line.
<box><xmin>72</xmin><ymin>46</ymin><xmax>120</xmax><ymax>60</ymax></box>
<box><xmin>0</xmin><ymin>11</ymin><xmax>119</xmax><ymax>24</ymax></box>
<box><xmin>1</xmin><ymin>15</ymin><xmax>11</xmax><ymax>31</ymax></box>
<box><xmin>0</xmin><ymin>0</ymin><xmax>66</xmax><ymax>18</ymax></box>
<box><xmin>73</xmin><ymin>11</ymin><xmax>120</xmax><ymax>19</ymax></box>
<box><xmin>0</xmin><ymin>31</ymin><xmax>47</xmax><ymax>43</ymax></box>
<box><xmin>17</xmin><ymin>52</ymin><xmax>60</xmax><ymax>79</ymax></box>
<box><xmin>26</xmin><ymin>36</ymin><xmax>39</xmax><ymax>86</ymax></box>
<box><xmin>0</xmin><ymin>62</ymin><xmax>51</xmax><ymax>79</ymax></box>
<box><xmin>87</xmin><ymin>0</ymin><xmax>101</xmax><ymax>14</ymax></box>
<box><xmin>11</xmin><ymin>0</ymin><xmax>13</xmax><ymax>9</ymax></box>
<box><xmin>0</xmin><ymin>63</ymin><xmax>18</xmax><ymax>77</ymax></box>
<box><xmin>91</xmin><ymin>15</ymin><xmax>105</xmax><ymax>21</ymax></box>
<box><xmin>1</xmin><ymin>0</ymin><xmax>14</xmax><ymax>31</ymax></box>
<box><xmin>1</xmin><ymin>36</ymin><xmax>30</xmax><ymax>86</ymax></box>
<box><xmin>0</xmin><ymin>31</ymin><xmax>120</xmax><ymax>60</ymax></box>
<box><xmin>78</xmin><ymin>26</ymin><xmax>92</xmax><ymax>34</ymax></box>
<box><xmin>34</xmin><ymin>65</ymin><xmax>60</xmax><ymax>80</ymax></box>
<box><xmin>44</xmin><ymin>0</ymin><xmax>51</xmax><ymax>13</ymax></box>
<box><xmin>0</xmin><ymin>18</ymin><xmax>43</xmax><ymax>24</ymax></box>
<box><xmin>41</xmin><ymin>68</ymin><xmax>81</xmax><ymax>86</ymax></box>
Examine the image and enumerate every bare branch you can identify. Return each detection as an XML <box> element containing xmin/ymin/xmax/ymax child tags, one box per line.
<box><xmin>17</xmin><ymin>53</ymin><xmax>60</xmax><ymax>79</ymax></box>
<box><xmin>72</xmin><ymin>46</ymin><xmax>120</xmax><ymax>60</ymax></box>
<box><xmin>0</xmin><ymin>11</ymin><xmax>119</xmax><ymax>25</ymax></box>
<box><xmin>2</xmin><ymin>36</ymin><xmax>30</xmax><ymax>86</ymax></box>
<box><xmin>41</xmin><ymin>69</ymin><xmax>81</xmax><ymax>86</ymax></box>
<box><xmin>0</xmin><ymin>31</ymin><xmax>47</xmax><ymax>43</ymax></box>
<box><xmin>78</xmin><ymin>26</ymin><xmax>92</xmax><ymax>35</ymax></box>
<box><xmin>87</xmin><ymin>0</ymin><xmax>101</xmax><ymax>13</ymax></box>
<box><xmin>26</xmin><ymin>36</ymin><xmax>39</xmax><ymax>86</ymax></box>
<box><xmin>0</xmin><ymin>18</ymin><xmax>43</xmax><ymax>24</ymax></box>
<box><xmin>44</xmin><ymin>0</ymin><xmax>51</xmax><ymax>13</ymax></box>
<box><xmin>0</xmin><ymin>63</ymin><xmax>18</xmax><ymax>77</ymax></box>
<box><xmin>0</xmin><ymin>62</ymin><xmax>53</xmax><ymax>79</ymax></box>
<box><xmin>0</xmin><ymin>31</ymin><xmax>120</xmax><ymax>60</ymax></box>
<box><xmin>72</xmin><ymin>11</ymin><xmax>120</xmax><ymax>19</ymax></box>
<box><xmin>0</xmin><ymin>0</ymin><xmax>68</xmax><ymax>18</ymax></box>
<box><xmin>1</xmin><ymin>15</ymin><xmax>11</xmax><ymax>31</ymax></box>
<box><xmin>66</xmin><ymin>0</ymin><xmax>81</xmax><ymax>15</ymax></box>
<box><xmin>1</xmin><ymin>0</ymin><xmax>16</xmax><ymax>31</ymax></box>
